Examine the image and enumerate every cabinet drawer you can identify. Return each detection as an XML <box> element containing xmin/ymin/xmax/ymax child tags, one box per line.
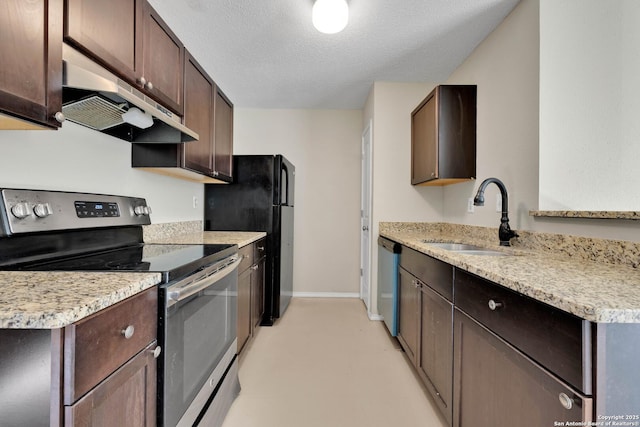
<box><xmin>64</xmin><ymin>287</ymin><xmax>157</xmax><ymax>403</ymax></box>
<box><xmin>454</xmin><ymin>309</ymin><xmax>592</xmax><ymax>426</ymax></box>
<box><xmin>400</xmin><ymin>246</ymin><xmax>453</xmax><ymax>301</ymax></box>
<box><xmin>239</xmin><ymin>244</ymin><xmax>254</xmax><ymax>272</ymax></box>
<box><xmin>454</xmin><ymin>269</ymin><xmax>591</xmax><ymax>394</ymax></box>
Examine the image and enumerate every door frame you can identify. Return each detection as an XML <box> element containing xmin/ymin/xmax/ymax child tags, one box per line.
<box><xmin>360</xmin><ymin>120</ymin><xmax>375</xmax><ymax>316</ymax></box>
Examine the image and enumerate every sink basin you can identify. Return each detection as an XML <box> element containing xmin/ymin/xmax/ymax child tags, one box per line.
<box><xmin>425</xmin><ymin>242</ymin><xmax>486</xmax><ymax>251</ymax></box>
<box><xmin>422</xmin><ymin>241</ymin><xmax>513</xmax><ymax>256</ymax></box>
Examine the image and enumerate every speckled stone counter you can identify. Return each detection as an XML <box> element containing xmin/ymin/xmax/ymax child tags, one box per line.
<box><xmin>147</xmin><ymin>230</ymin><xmax>266</xmax><ymax>248</ymax></box>
<box><xmin>0</xmin><ymin>222</ymin><xmax>263</xmax><ymax>330</ymax></box>
<box><xmin>380</xmin><ymin>222</ymin><xmax>640</xmax><ymax>323</ymax></box>
<box><xmin>530</xmin><ymin>210</ymin><xmax>640</xmax><ymax>220</ymax></box>
<box><xmin>0</xmin><ymin>272</ymin><xmax>161</xmax><ymax>329</ymax></box>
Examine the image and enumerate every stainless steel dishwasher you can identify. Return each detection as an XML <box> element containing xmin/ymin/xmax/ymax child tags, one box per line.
<box><xmin>377</xmin><ymin>236</ymin><xmax>401</xmax><ymax>336</ymax></box>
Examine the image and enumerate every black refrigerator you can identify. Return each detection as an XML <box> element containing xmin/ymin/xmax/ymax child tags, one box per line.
<box><xmin>204</xmin><ymin>155</ymin><xmax>295</xmax><ymax>325</ymax></box>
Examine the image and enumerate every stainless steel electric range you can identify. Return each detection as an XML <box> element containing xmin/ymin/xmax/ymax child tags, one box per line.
<box><xmin>0</xmin><ymin>188</ymin><xmax>241</xmax><ymax>427</ymax></box>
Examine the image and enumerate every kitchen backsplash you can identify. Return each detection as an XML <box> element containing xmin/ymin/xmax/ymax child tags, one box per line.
<box><xmin>379</xmin><ymin>222</ymin><xmax>640</xmax><ymax>269</ymax></box>
<box><xmin>143</xmin><ymin>221</ymin><xmax>203</xmax><ymax>242</ymax></box>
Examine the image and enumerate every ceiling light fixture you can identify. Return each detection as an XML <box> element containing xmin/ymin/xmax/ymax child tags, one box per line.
<box><xmin>312</xmin><ymin>0</ymin><xmax>349</xmax><ymax>34</ymax></box>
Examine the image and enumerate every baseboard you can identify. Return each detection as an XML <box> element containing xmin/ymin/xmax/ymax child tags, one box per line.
<box><xmin>292</xmin><ymin>292</ymin><xmax>360</xmax><ymax>298</ymax></box>
<box><xmin>367</xmin><ymin>313</ymin><xmax>384</xmax><ymax>321</ymax></box>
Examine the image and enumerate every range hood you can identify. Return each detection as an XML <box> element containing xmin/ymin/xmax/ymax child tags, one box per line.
<box><xmin>62</xmin><ymin>44</ymin><xmax>198</xmax><ymax>143</ymax></box>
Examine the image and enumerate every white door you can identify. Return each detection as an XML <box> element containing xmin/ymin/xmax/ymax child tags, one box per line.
<box><xmin>360</xmin><ymin>121</ymin><xmax>372</xmax><ymax>311</ymax></box>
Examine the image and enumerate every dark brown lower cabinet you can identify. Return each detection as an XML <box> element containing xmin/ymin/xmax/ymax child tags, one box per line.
<box><xmin>250</xmin><ymin>250</ymin><xmax>265</xmax><ymax>332</ymax></box>
<box><xmin>453</xmin><ymin>309</ymin><xmax>592</xmax><ymax>426</ymax></box>
<box><xmin>398</xmin><ymin>264</ymin><xmax>453</xmax><ymax>424</ymax></box>
<box><xmin>418</xmin><ymin>284</ymin><xmax>453</xmax><ymax>424</ymax></box>
<box><xmin>397</xmin><ymin>267</ymin><xmax>419</xmax><ymax>364</ymax></box>
<box><xmin>0</xmin><ymin>288</ymin><xmax>159</xmax><ymax>426</ymax></box>
<box><xmin>237</xmin><ymin>267</ymin><xmax>252</xmax><ymax>353</ymax></box>
<box><xmin>237</xmin><ymin>238</ymin><xmax>266</xmax><ymax>354</ymax></box>
<box><xmin>65</xmin><ymin>341</ymin><xmax>157</xmax><ymax>427</ymax></box>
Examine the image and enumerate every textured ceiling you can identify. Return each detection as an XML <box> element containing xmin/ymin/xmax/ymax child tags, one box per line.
<box><xmin>147</xmin><ymin>0</ymin><xmax>521</xmax><ymax>109</ymax></box>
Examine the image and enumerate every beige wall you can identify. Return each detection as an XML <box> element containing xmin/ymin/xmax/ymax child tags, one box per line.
<box><xmin>539</xmin><ymin>0</ymin><xmax>640</xmax><ymax>211</ymax></box>
<box><xmin>0</xmin><ymin>123</ymin><xmax>203</xmax><ymax>223</ymax></box>
<box><xmin>443</xmin><ymin>0</ymin><xmax>539</xmax><ymax>233</ymax></box>
<box><xmin>364</xmin><ymin>81</ymin><xmax>441</xmax><ymax>313</ymax></box>
<box><xmin>443</xmin><ymin>0</ymin><xmax>640</xmax><ymax>242</ymax></box>
<box><xmin>233</xmin><ymin>108</ymin><xmax>363</xmax><ymax>296</ymax></box>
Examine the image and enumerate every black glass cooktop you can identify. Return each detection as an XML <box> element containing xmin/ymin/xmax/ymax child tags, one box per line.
<box><xmin>19</xmin><ymin>243</ymin><xmax>237</xmax><ymax>283</ymax></box>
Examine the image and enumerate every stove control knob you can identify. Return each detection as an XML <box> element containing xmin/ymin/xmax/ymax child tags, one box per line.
<box><xmin>134</xmin><ymin>206</ymin><xmax>147</xmax><ymax>216</ymax></box>
<box><xmin>11</xmin><ymin>202</ymin><xmax>31</xmax><ymax>219</ymax></box>
<box><xmin>33</xmin><ymin>203</ymin><xmax>53</xmax><ymax>218</ymax></box>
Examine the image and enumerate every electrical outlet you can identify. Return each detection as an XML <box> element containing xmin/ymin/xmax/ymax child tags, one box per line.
<box><xmin>496</xmin><ymin>194</ymin><xmax>501</xmax><ymax>212</ymax></box>
<box><xmin>467</xmin><ymin>198</ymin><xmax>475</xmax><ymax>213</ymax></box>
<box><xmin>193</xmin><ymin>196</ymin><xmax>198</xmax><ymax>209</ymax></box>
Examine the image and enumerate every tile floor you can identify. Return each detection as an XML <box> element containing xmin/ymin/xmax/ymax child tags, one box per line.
<box><xmin>221</xmin><ymin>297</ymin><xmax>448</xmax><ymax>427</ymax></box>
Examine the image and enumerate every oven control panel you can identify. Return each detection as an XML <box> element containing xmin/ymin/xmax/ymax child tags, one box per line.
<box><xmin>0</xmin><ymin>189</ymin><xmax>151</xmax><ymax>236</ymax></box>
<box><xmin>74</xmin><ymin>201</ymin><xmax>120</xmax><ymax>218</ymax></box>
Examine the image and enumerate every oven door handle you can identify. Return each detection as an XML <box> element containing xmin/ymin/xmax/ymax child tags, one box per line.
<box><xmin>167</xmin><ymin>256</ymin><xmax>241</xmax><ymax>304</ymax></box>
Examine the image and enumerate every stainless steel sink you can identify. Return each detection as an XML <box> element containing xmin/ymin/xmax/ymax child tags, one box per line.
<box><xmin>422</xmin><ymin>241</ymin><xmax>513</xmax><ymax>256</ymax></box>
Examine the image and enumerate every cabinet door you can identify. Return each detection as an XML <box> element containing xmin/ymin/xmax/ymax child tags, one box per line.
<box><xmin>251</xmin><ymin>255</ymin><xmax>265</xmax><ymax>331</ymax></box>
<box><xmin>213</xmin><ymin>86</ymin><xmax>234</xmax><ymax>181</ymax></box>
<box><xmin>398</xmin><ymin>267</ymin><xmax>420</xmax><ymax>365</ymax></box>
<box><xmin>419</xmin><ymin>284</ymin><xmax>453</xmax><ymax>424</ymax></box>
<box><xmin>141</xmin><ymin>1</ymin><xmax>184</xmax><ymax>115</ymax></box>
<box><xmin>411</xmin><ymin>93</ymin><xmax>437</xmax><ymax>184</ymax></box>
<box><xmin>65</xmin><ymin>342</ymin><xmax>158</xmax><ymax>427</ymax></box>
<box><xmin>237</xmin><ymin>269</ymin><xmax>251</xmax><ymax>353</ymax></box>
<box><xmin>182</xmin><ymin>51</ymin><xmax>214</xmax><ymax>175</ymax></box>
<box><xmin>64</xmin><ymin>0</ymin><xmax>142</xmax><ymax>84</ymax></box>
<box><xmin>214</xmin><ymin>86</ymin><xmax>233</xmax><ymax>182</ymax></box>
<box><xmin>453</xmin><ymin>309</ymin><xmax>592</xmax><ymax>427</ymax></box>
<box><xmin>0</xmin><ymin>0</ymin><xmax>62</xmax><ymax>129</ymax></box>
<box><xmin>411</xmin><ymin>85</ymin><xmax>476</xmax><ymax>186</ymax></box>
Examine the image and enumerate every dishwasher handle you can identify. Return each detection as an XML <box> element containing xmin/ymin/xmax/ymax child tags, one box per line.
<box><xmin>378</xmin><ymin>236</ymin><xmax>402</xmax><ymax>253</ymax></box>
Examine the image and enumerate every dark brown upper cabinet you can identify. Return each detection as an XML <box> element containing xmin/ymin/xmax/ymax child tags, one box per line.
<box><xmin>140</xmin><ymin>1</ymin><xmax>184</xmax><ymax>115</ymax></box>
<box><xmin>64</xmin><ymin>0</ymin><xmax>184</xmax><ymax>115</ymax></box>
<box><xmin>131</xmin><ymin>51</ymin><xmax>233</xmax><ymax>183</ymax></box>
<box><xmin>213</xmin><ymin>85</ymin><xmax>234</xmax><ymax>181</ymax></box>
<box><xmin>411</xmin><ymin>85</ymin><xmax>476</xmax><ymax>186</ymax></box>
<box><xmin>182</xmin><ymin>51</ymin><xmax>215</xmax><ymax>175</ymax></box>
<box><xmin>0</xmin><ymin>0</ymin><xmax>64</xmax><ymax>130</ymax></box>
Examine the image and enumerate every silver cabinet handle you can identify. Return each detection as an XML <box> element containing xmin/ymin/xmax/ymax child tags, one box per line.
<box><xmin>145</xmin><ymin>81</ymin><xmax>153</xmax><ymax>90</ymax></box>
<box><xmin>488</xmin><ymin>299</ymin><xmax>503</xmax><ymax>311</ymax></box>
<box><xmin>138</xmin><ymin>76</ymin><xmax>147</xmax><ymax>86</ymax></box>
<box><xmin>152</xmin><ymin>346</ymin><xmax>162</xmax><ymax>359</ymax></box>
<box><xmin>362</xmin><ymin>226</ymin><xmax>369</xmax><ymax>231</ymax></box>
<box><xmin>121</xmin><ymin>325</ymin><xmax>135</xmax><ymax>339</ymax></box>
<box><xmin>54</xmin><ymin>112</ymin><xmax>65</xmax><ymax>123</ymax></box>
<box><xmin>257</xmin><ymin>246</ymin><xmax>265</xmax><ymax>251</ymax></box>
<box><xmin>558</xmin><ymin>392</ymin><xmax>574</xmax><ymax>410</ymax></box>
<box><xmin>251</xmin><ymin>264</ymin><xmax>259</xmax><ymax>271</ymax></box>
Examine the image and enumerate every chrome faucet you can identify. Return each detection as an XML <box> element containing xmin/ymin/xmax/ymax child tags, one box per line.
<box><xmin>473</xmin><ymin>177</ymin><xmax>518</xmax><ymax>246</ymax></box>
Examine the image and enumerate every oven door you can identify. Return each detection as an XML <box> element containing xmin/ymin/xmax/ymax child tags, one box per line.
<box><xmin>159</xmin><ymin>255</ymin><xmax>240</xmax><ymax>427</ymax></box>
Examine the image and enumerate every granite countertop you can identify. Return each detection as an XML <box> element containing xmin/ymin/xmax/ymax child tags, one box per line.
<box><xmin>0</xmin><ymin>224</ymin><xmax>265</xmax><ymax>330</ymax></box>
<box><xmin>380</xmin><ymin>223</ymin><xmax>640</xmax><ymax>323</ymax></box>
<box><xmin>0</xmin><ymin>272</ymin><xmax>161</xmax><ymax>329</ymax></box>
<box><xmin>146</xmin><ymin>231</ymin><xmax>266</xmax><ymax>248</ymax></box>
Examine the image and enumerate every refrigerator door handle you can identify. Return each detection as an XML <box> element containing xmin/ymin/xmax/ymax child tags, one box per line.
<box><xmin>281</xmin><ymin>163</ymin><xmax>290</xmax><ymax>206</ymax></box>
